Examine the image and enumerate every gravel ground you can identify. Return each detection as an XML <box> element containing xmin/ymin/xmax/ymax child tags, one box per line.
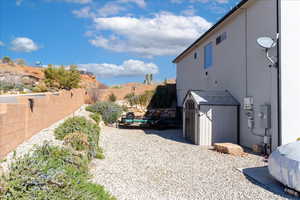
<box><xmin>91</xmin><ymin>126</ymin><xmax>291</xmax><ymax>200</ymax></box>
<box><xmin>0</xmin><ymin>105</ymin><xmax>91</xmax><ymax>174</ymax></box>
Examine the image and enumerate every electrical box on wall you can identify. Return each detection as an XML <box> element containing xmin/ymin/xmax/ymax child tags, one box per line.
<box><xmin>259</xmin><ymin>104</ymin><xmax>271</xmax><ymax>129</ymax></box>
<box><xmin>244</xmin><ymin>97</ymin><xmax>254</xmax><ymax>110</ymax></box>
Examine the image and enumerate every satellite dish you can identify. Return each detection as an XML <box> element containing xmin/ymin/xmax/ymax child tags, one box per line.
<box><xmin>257</xmin><ymin>37</ymin><xmax>276</xmax><ymax>49</ymax></box>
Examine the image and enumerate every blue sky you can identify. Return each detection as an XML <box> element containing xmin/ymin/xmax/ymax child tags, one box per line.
<box><xmin>0</xmin><ymin>0</ymin><xmax>241</xmax><ymax>85</ymax></box>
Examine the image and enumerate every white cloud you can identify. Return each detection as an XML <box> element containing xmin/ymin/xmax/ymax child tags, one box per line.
<box><xmin>48</xmin><ymin>0</ymin><xmax>92</xmax><ymax>4</ymax></box>
<box><xmin>73</xmin><ymin>6</ymin><xmax>95</xmax><ymax>18</ymax></box>
<box><xmin>118</xmin><ymin>0</ymin><xmax>146</xmax><ymax>8</ymax></box>
<box><xmin>97</xmin><ymin>2</ymin><xmax>126</xmax><ymax>17</ymax></box>
<box><xmin>181</xmin><ymin>5</ymin><xmax>196</xmax><ymax>16</ymax></box>
<box><xmin>16</xmin><ymin>0</ymin><xmax>23</xmax><ymax>6</ymax></box>
<box><xmin>170</xmin><ymin>0</ymin><xmax>183</xmax><ymax>3</ymax></box>
<box><xmin>0</xmin><ymin>41</ymin><xmax>5</xmax><ymax>47</ymax></box>
<box><xmin>190</xmin><ymin>0</ymin><xmax>229</xmax><ymax>3</ymax></box>
<box><xmin>10</xmin><ymin>37</ymin><xmax>39</xmax><ymax>52</ymax></box>
<box><xmin>173</xmin><ymin>0</ymin><xmax>229</xmax><ymax>3</ymax></box>
<box><xmin>89</xmin><ymin>12</ymin><xmax>212</xmax><ymax>57</ymax></box>
<box><xmin>78</xmin><ymin>59</ymin><xmax>159</xmax><ymax>77</ymax></box>
<box><xmin>73</xmin><ymin>0</ymin><xmax>145</xmax><ymax>18</ymax></box>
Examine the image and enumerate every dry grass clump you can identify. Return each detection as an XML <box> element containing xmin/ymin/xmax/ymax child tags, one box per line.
<box><xmin>64</xmin><ymin>132</ymin><xmax>89</xmax><ymax>151</ymax></box>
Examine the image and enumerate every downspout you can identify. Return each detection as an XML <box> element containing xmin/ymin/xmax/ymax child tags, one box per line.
<box><xmin>276</xmin><ymin>0</ymin><xmax>282</xmax><ymax>147</ymax></box>
<box><xmin>237</xmin><ymin>106</ymin><xmax>240</xmax><ymax>145</ymax></box>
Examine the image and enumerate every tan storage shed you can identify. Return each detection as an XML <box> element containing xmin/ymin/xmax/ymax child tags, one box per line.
<box><xmin>183</xmin><ymin>90</ymin><xmax>240</xmax><ymax>146</ymax></box>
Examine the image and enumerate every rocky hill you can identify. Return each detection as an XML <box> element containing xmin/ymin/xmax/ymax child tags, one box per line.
<box><xmin>0</xmin><ymin>64</ymin><xmax>107</xmax><ymax>90</ymax></box>
<box><xmin>98</xmin><ymin>79</ymin><xmax>176</xmax><ymax>101</ymax></box>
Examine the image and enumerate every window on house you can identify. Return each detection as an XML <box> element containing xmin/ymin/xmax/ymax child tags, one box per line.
<box><xmin>216</xmin><ymin>32</ymin><xmax>227</xmax><ymax>45</ymax></box>
<box><xmin>194</xmin><ymin>52</ymin><xmax>197</xmax><ymax>59</ymax></box>
<box><xmin>204</xmin><ymin>42</ymin><xmax>213</xmax><ymax>69</ymax></box>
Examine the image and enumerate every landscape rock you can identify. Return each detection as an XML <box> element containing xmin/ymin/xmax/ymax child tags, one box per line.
<box><xmin>214</xmin><ymin>143</ymin><xmax>244</xmax><ymax>156</ymax></box>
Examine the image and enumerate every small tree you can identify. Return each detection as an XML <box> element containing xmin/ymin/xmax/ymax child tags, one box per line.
<box><xmin>60</xmin><ymin>65</ymin><xmax>81</xmax><ymax>90</ymax></box>
<box><xmin>15</xmin><ymin>58</ymin><xmax>26</xmax><ymax>66</ymax></box>
<box><xmin>2</xmin><ymin>56</ymin><xmax>13</xmax><ymax>65</ymax></box>
<box><xmin>108</xmin><ymin>93</ymin><xmax>117</xmax><ymax>102</ymax></box>
<box><xmin>44</xmin><ymin>65</ymin><xmax>81</xmax><ymax>90</ymax></box>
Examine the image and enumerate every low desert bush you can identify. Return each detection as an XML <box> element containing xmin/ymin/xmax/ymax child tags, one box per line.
<box><xmin>90</xmin><ymin>113</ymin><xmax>101</xmax><ymax>124</ymax></box>
<box><xmin>108</xmin><ymin>93</ymin><xmax>117</xmax><ymax>102</ymax></box>
<box><xmin>95</xmin><ymin>146</ymin><xmax>105</xmax><ymax>159</ymax></box>
<box><xmin>85</xmin><ymin>102</ymin><xmax>123</xmax><ymax>124</ymax></box>
<box><xmin>32</xmin><ymin>82</ymin><xmax>48</xmax><ymax>92</ymax></box>
<box><xmin>64</xmin><ymin>132</ymin><xmax>89</xmax><ymax>151</ymax></box>
<box><xmin>0</xmin><ymin>143</ymin><xmax>115</xmax><ymax>200</ymax></box>
<box><xmin>54</xmin><ymin>116</ymin><xmax>102</xmax><ymax>158</ymax></box>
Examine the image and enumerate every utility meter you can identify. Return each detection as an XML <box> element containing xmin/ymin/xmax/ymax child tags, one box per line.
<box><xmin>244</xmin><ymin>97</ymin><xmax>254</xmax><ymax>110</ymax></box>
<box><xmin>258</xmin><ymin>104</ymin><xmax>271</xmax><ymax>129</ymax></box>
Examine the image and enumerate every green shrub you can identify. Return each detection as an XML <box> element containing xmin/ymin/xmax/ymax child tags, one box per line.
<box><xmin>0</xmin><ymin>143</ymin><xmax>115</xmax><ymax>200</ymax></box>
<box><xmin>108</xmin><ymin>93</ymin><xmax>117</xmax><ymax>102</ymax></box>
<box><xmin>90</xmin><ymin>113</ymin><xmax>101</xmax><ymax>124</ymax></box>
<box><xmin>86</xmin><ymin>102</ymin><xmax>122</xmax><ymax>124</ymax></box>
<box><xmin>44</xmin><ymin>65</ymin><xmax>81</xmax><ymax>90</ymax></box>
<box><xmin>95</xmin><ymin>146</ymin><xmax>105</xmax><ymax>159</ymax></box>
<box><xmin>64</xmin><ymin>132</ymin><xmax>89</xmax><ymax>151</ymax></box>
<box><xmin>54</xmin><ymin>117</ymin><xmax>100</xmax><ymax>158</ymax></box>
<box><xmin>32</xmin><ymin>82</ymin><xmax>48</xmax><ymax>93</ymax></box>
<box><xmin>86</xmin><ymin>105</ymin><xmax>95</xmax><ymax>113</ymax></box>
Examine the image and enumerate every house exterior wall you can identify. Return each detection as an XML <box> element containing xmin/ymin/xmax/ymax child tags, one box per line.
<box><xmin>176</xmin><ymin>0</ymin><xmax>279</xmax><ymax>149</ymax></box>
<box><xmin>280</xmin><ymin>0</ymin><xmax>300</xmax><ymax>145</ymax></box>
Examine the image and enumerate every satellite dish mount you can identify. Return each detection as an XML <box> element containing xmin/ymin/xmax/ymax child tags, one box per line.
<box><xmin>257</xmin><ymin>34</ymin><xmax>279</xmax><ymax>67</ymax></box>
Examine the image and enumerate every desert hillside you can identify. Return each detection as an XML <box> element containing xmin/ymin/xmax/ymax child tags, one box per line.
<box><xmin>99</xmin><ymin>79</ymin><xmax>176</xmax><ymax>101</ymax></box>
<box><xmin>0</xmin><ymin>63</ymin><xmax>107</xmax><ymax>89</ymax></box>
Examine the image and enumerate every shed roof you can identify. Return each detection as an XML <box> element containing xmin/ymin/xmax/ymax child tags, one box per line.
<box><xmin>188</xmin><ymin>90</ymin><xmax>240</xmax><ymax>106</ymax></box>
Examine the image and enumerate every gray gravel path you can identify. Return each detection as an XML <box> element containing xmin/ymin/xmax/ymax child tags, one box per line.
<box><xmin>91</xmin><ymin>126</ymin><xmax>290</xmax><ymax>200</ymax></box>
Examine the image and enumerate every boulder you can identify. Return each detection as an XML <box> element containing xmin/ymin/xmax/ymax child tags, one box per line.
<box><xmin>214</xmin><ymin>143</ymin><xmax>244</xmax><ymax>156</ymax></box>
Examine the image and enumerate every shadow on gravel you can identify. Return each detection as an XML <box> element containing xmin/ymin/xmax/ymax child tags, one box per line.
<box><xmin>143</xmin><ymin>129</ymin><xmax>193</xmax><ymax>144</ymax></box>
<box><xmin>239</xmin><ymin>166</ymin><xmax>297</xmax><ymax>199</ymax></box>
<box><xmin>118</xmin><ymin>125</ymin><xmax>192</xmax><ymax>144</ymax></box>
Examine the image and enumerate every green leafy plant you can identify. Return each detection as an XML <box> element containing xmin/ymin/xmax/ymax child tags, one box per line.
<box><xmin>0</xmin><ymin>143</ymin><xmax>115</xmax><ymax>200</ymax></box>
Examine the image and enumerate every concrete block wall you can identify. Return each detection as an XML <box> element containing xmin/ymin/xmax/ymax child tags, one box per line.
<box><xmin>0</xmin><ymin>89</ymin><xmax>86</xmax><ymax>158</ymax></box>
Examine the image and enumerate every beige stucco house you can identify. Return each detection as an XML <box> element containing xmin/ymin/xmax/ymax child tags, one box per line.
<box><xmin>173</xmin><ymin>0</ymin><xmax>300</xmax><ymax>152</ymax></box>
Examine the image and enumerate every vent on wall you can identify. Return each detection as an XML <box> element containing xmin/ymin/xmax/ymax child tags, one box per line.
<box><xmin>216</xmin><ymin>32</ymin><xmax>227</xmax><ymax>45</ymax></box>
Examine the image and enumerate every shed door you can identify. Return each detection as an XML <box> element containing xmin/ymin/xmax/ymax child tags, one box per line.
<box><xmin>185</xmin><ymin>99</ymin><xmax>196</xmax><ymax>144</ymax></box>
